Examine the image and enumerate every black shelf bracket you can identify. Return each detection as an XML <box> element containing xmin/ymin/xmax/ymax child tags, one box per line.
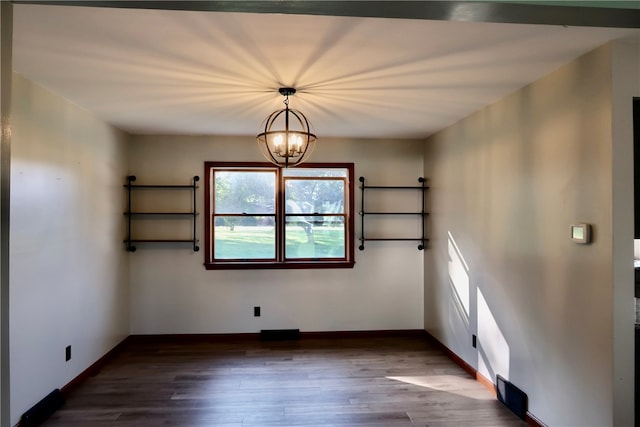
<box><xmin>358</xmin><ymin>176</ymin><xmax>429</xmax><ymax>251</ymax></box>
<box><xmin>124</xmin><ymin>175</ymin><xmax>200</xmax><ymax>252</ymax></box>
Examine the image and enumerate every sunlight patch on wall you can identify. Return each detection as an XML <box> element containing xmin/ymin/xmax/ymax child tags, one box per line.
<box><xmin>477</xmin><ymin>288</ymin><xmax>510</xmax><ymax>382</ymax></box>
<box><xmin>448</xmin><ymin>231</ymin><xmax>470</xmax><ymax>325</ymax></box>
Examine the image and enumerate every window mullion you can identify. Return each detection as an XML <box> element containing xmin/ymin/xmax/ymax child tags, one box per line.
<box><xmin>276</xmin><ymin>168</ymin><xmax>285</xmax><ymax>263</ymax></box>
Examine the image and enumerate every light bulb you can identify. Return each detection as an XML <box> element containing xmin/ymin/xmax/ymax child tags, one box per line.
<box><xmin>288</xmin><ymin>134</ymin><xmax>302</xmax><ymax>153</ymax></box>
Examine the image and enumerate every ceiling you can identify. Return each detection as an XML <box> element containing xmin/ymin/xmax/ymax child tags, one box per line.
<box><xmin>11</xmin><ymin>2</ymin><xmax>640</xmax><ymax>139</ymax></box>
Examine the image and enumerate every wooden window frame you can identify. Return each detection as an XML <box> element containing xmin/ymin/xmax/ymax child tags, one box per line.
<box><xmin>204</xmin><ymin>162</ymin><xmax>355</xmax><ymax>270</ymax></box>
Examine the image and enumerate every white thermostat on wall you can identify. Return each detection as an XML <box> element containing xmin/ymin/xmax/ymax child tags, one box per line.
<box><xmin>571</xmin><ymin>223</ymin><xmax>592</xmax><ymax>244</ymax></box>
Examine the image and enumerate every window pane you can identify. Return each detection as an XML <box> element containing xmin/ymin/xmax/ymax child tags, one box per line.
<box><xmin>215</xmin><ymin>171</ymin><xmax>275</xmax><ymax>214</ymax></box>
<box><xmin>283</xmin><ymin>168</ymin><xmax>348</xmax><ymax>178</ymax></box>
<box><xmin>285</xmin><ymin>217</ymin><xmax>345</xmax><ymax>259</ymax></box>
<box><xmin>285</xmin><ymin>179</ymin><xmax>345</xmax><ymax>215</ymax></box>
<box><xmin>214</xmin><ymin>216</ymin><xmax>275</xmax><ymax>259</ymax></box>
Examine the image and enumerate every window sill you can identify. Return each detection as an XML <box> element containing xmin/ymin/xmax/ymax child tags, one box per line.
<box><xmin>204</xmin><ymin>261</ymin><xmax>355</xmax><ymax>270</ymax></box>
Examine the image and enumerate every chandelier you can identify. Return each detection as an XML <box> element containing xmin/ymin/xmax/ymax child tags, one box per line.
<box><xmin>257</xmin><ymin>87</ymin><xmax>317</xmax><ymax>168</ymax></box>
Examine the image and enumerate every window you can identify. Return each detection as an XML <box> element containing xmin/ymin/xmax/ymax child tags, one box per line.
<box><xmin>204</xmin><ymin>162</ymin><xmax>355</xmax><ymax>269</ymax></box>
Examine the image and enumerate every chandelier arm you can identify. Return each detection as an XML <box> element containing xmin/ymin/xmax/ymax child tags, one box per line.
<box><xmin>288</xmin><ymin>110</ymin><xmax>317</xmax><ymax>141</ymax></box>
<box><xmin>299</xmin><ymin>133</ymin><xmax>313</xmax><ymax>161</ymax></box>
<box><xmin>266</xmin><ymin>145</ymin><xmax>281</xmax><ymax>165</ymax></box>
<box><xmin>257</xmin><ymin>131</ymin><xmax>279</xmax><ymax>165</ymax></box>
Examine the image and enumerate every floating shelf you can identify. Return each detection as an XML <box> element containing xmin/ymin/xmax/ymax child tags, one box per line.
<box><xmin>124</xmin><ymin>175</ymin><xmax>200</xmax><ymax>252</ymax></box>
<box><xmin>358</xmin><ymin>176</ymin><xmax>429</xmax><ymax>251</ymax></box>
<box><xmin>124</xmin><ymin>239</ymin><xmax>199</xmax><ymax>244</ymax></box>
<box><xmin>124</xmin><ymin>212</ymin><xmax>199</xmax><ymax>216</ymax></box>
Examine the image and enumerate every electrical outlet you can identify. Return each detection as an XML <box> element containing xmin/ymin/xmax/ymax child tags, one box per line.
<box><xmin>65</xmin><ymin>345</ymin><xmax>71</xmax><ymax>362</ymax></box>
<box><xmin>254</xmin><ymin>306</ymin><xmax>261</xmax><ymax>317</ymax></box>
<box><xmin>472</xmin><ymin>335</ymin><xmax>477</xmax><ymax>348</ymax></box>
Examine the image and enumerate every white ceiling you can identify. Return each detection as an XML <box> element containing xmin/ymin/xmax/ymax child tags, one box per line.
<box><xmin>12</xmin><ymin>3</ymin><xmax>640</xmax><ymax>139</ymax></box>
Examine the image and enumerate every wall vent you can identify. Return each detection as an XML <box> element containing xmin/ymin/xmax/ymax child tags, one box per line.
<box><xmin>496</xmin><ymin>375</ymin><xmax>528</xmax><ymax>420</ymax></box>
<box><xmin>260</xmin><ymin>329</ymin><xmax>300</xmax><ymax>341</ymax></box>
<box><xmin>20</xmin><ymin>388</ymin><xmax>65</xmax><ymax>427</ymax></box>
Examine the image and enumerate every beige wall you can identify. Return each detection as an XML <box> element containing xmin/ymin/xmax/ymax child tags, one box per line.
<box><xmin>610</xmin><ymin>41</ymin><xmax>639</xmax><ymax>427</ymax></box>
<box><xmin>128</xmin><ymin>135</ymin><xmax>426</xmax><ymax>334</ymax></box>
<box><xmin>9</xmin><ymin>74</ymin><xmax>129</xmax><ymax>425</ymax></box>
<box><xmin>424</xmin><ymin>43</ymin><xmax>634</xmax><ymax>426</ymax></box>
<box><xmin>0</xmin><ymin>4</ymin><xmax>12</xmax><ymax>426</ymax></box>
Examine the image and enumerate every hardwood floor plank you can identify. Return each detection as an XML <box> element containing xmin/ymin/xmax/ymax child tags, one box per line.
<box><xmin>41</xmin><ymin>336</ymin><xmax>527</xmax><ymax>427</ymax></box>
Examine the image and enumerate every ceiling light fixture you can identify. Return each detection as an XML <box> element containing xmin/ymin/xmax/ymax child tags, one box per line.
<box><xmin>257</xmin><ymin>87</ymin><xmax>317</xmax><ymax>168</ymax></box>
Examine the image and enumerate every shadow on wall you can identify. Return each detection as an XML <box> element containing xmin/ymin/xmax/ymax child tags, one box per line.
<box><xmin>448</xmin><ymin>231</ymin><xmax>510</xmax><ymax>383</ymax></box>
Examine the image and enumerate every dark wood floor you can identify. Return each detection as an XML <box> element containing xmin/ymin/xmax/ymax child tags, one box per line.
<box><xmin>42</xmin><ymin>335</ymin><xmax>527</xmax><ymax>427</ymax></box>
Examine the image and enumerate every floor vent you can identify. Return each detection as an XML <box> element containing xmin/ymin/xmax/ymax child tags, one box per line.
<box><xmin>496</xmin><ymin>375</ymin><xmax>528</xmax><ymax>420</ymax></box>
<box><xmin>20</xmin><ymin>388</ymin><xmax>65</xmax><ymax>427</ymax></box>
<box><xmin>260</xmin><ymin>329</ymin><xmax>300</xmax><ymax>341</ymax></box>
